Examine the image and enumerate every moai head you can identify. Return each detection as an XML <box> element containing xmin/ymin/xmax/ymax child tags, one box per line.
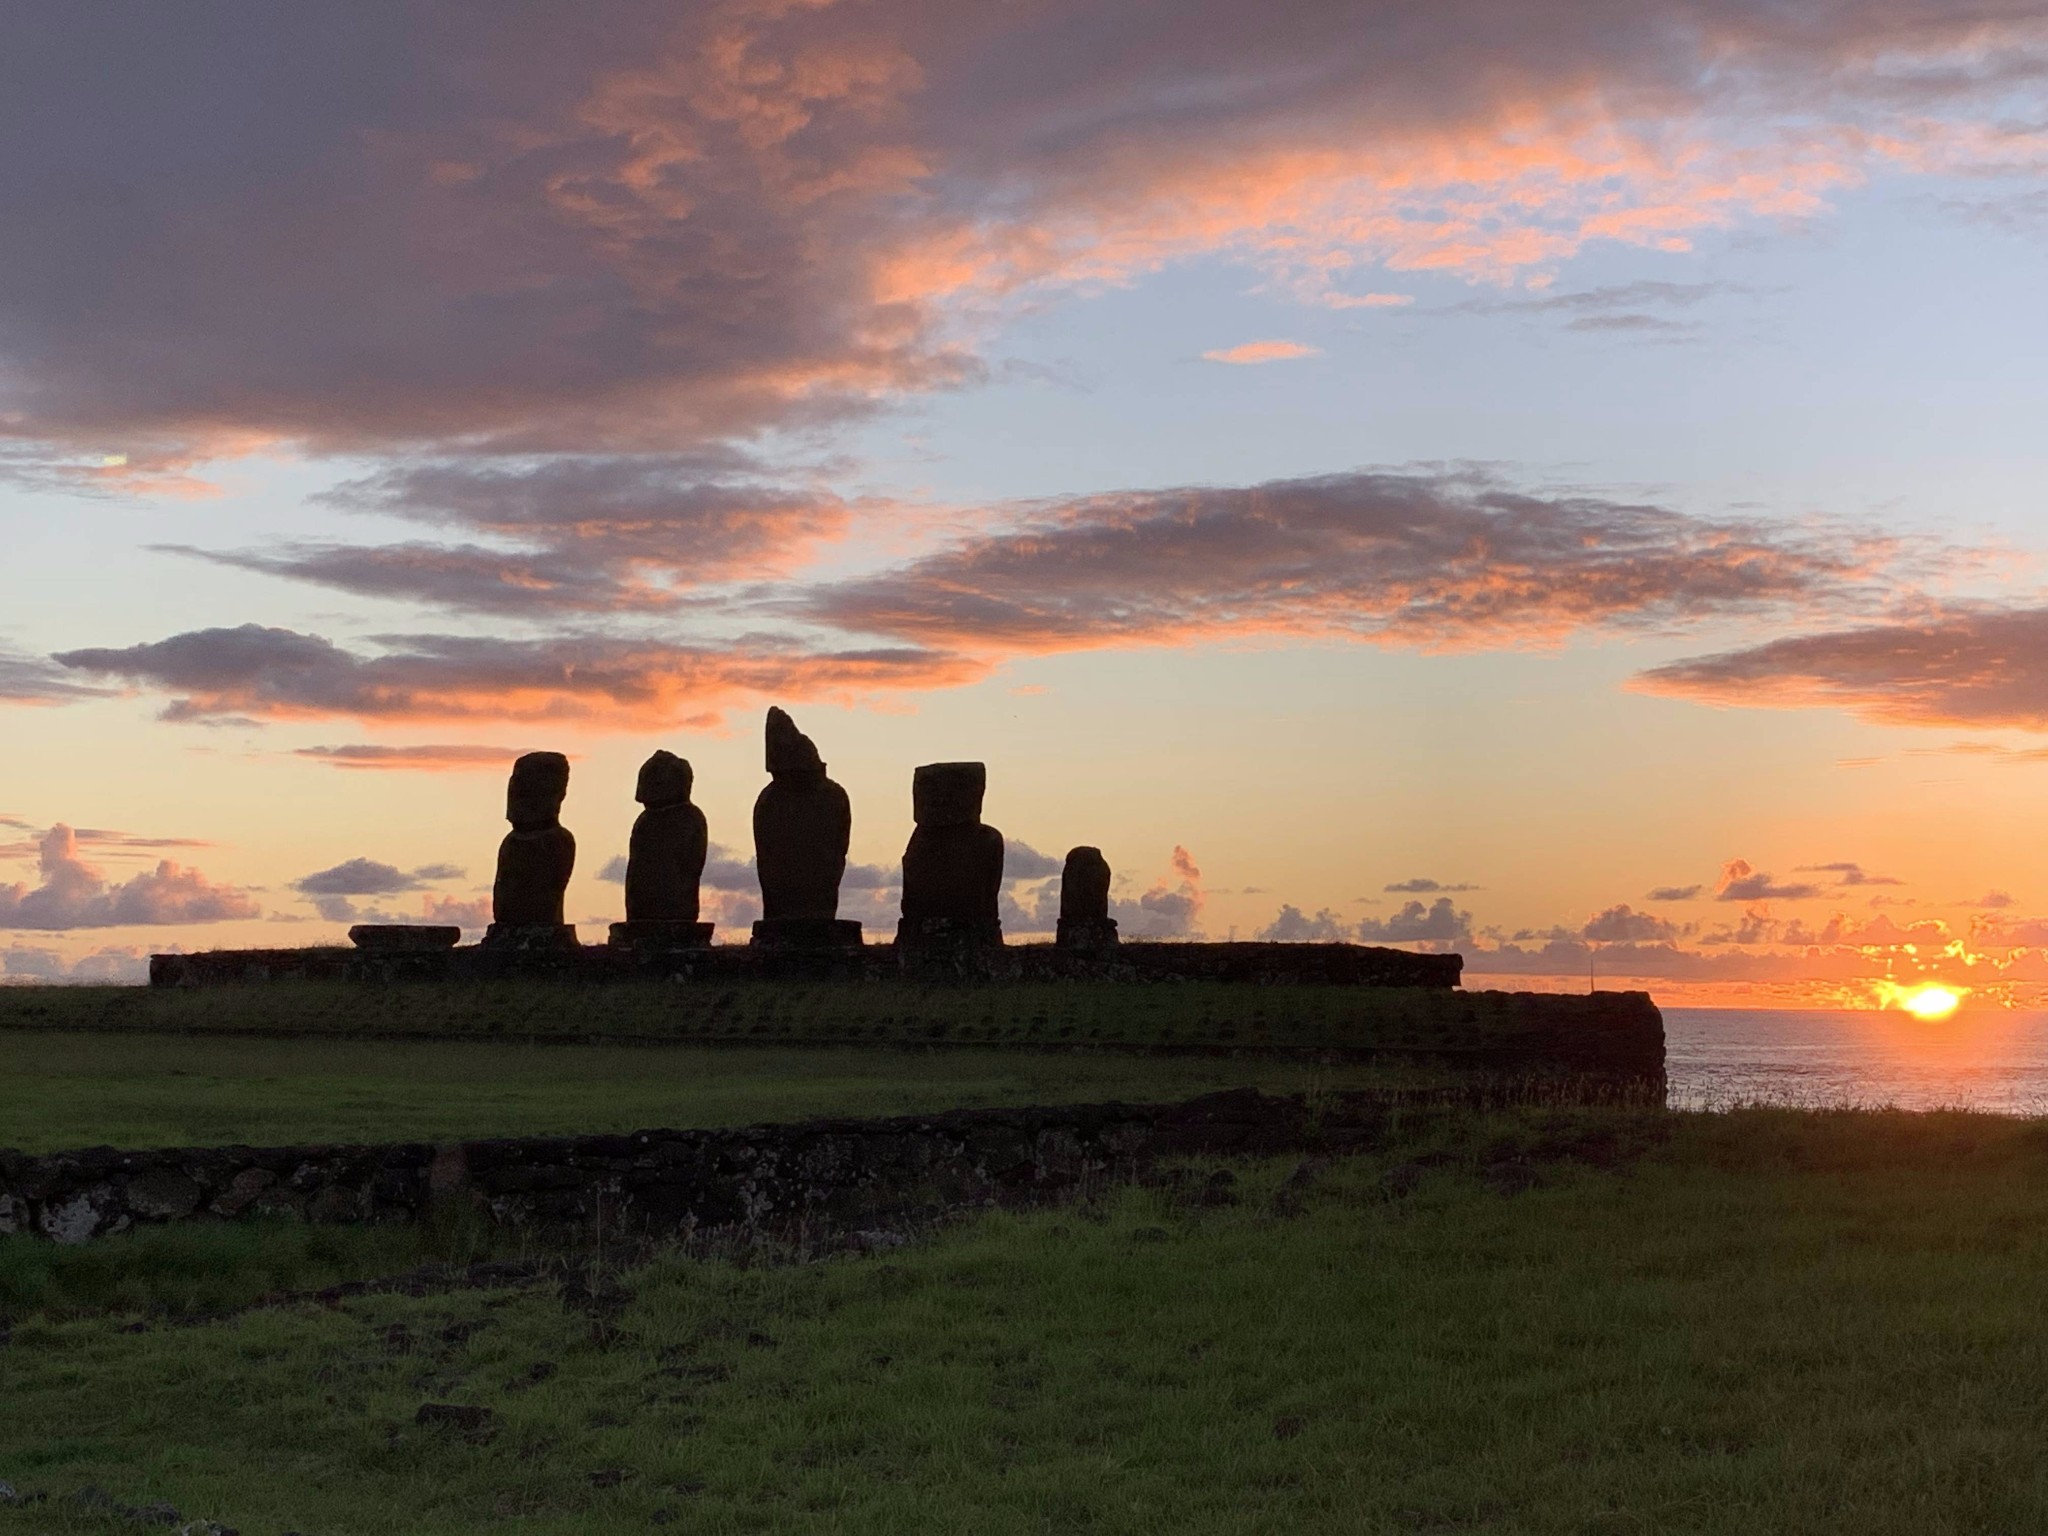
<box><xmin>505</xmin><ymin>752</ymin><xmax>571</xmax><ymax>831</ymax></box>
<box><xmin>912</xmin><ymin>762</ymin><xmax>986</xmax><ymax>828</ymax></box>
<box><xmin>635</xmin><ymin>749</ymin><xmax>694</xmax><ymax>808</ymax></box>
<box><xmin>765</xmin><ymin>707</ymin><xmax>826</xmax><ymax>780</ymax></box>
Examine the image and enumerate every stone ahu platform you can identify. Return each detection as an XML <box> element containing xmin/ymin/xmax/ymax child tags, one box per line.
<box><xmin>149</xmin><ymin>937</ymin><xmax>1467</xmax><ymax>989</ymax></box>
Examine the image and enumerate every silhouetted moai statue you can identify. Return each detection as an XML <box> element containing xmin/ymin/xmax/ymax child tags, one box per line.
<box><xmin>485</xmin><ymin>751</ymin><xmax>577</xmax><ymax>950</ymax></box>
<box><xmin>609</xmin><ymin>749</ymin><xmax>711</xmax><ymax>952</ymax></box>
<box><xmin>897</xmin><ymin>762</ymin><xmax>1005</xmax><ymax>958</ymax></box>
<box><xmin>1055</xmin><ymin>846</ymin><xmax>1119</xmax><ymax>952</ymax></box>
<box><xmin>751</xmin><ymin>707</ymin><xmax>861</xmax><ymax>948</ymax></box>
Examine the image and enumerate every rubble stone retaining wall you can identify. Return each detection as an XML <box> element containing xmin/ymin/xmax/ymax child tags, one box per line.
<box><xmin>0</xmin><ymin>1085</ymin><xmax>1594</xmax><ymax>1246</ymax></box>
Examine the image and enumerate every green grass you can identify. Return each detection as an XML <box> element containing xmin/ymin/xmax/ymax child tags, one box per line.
<box><xmin>0</xmin><ymin>1029</ymin><xmax>1442</xmax><ymax>1154</ymax></box>
<box><xmin>7</xmin><ymin>1107</ymin><xmax>2048</xmax><ymax>1534</ymax></box>
<box><xmin>0</xmin><ymin>1214</ymin><xmax>522</xmax><ymax>1320</ymax></box>
<box><xmin>0</xmin><ymin>977</ymin><xmax>1630</xmax><ymax>1055</ymax></box>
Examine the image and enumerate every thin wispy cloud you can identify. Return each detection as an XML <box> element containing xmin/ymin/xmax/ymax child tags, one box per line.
<box><xmin>803</xmin><ymin>469</ymin><xmax>1905</xmax><ymax>657</ymax></box>
<box><xmin>292</xmin><ymin>745</ymin><xmax>533</xmax><ymax>772</ymax></box>
<box><xmin>53</xmin><ymin>625</ymin><xmax>978</xmax><ymax>728</ymax></box>
<box><xmin>1201</xmin><ymin>341</ymin><xmax>1319</xmax><ymax>365</ymax></box>
<box><xmin>1636</xmin><ymin>606</ymin><xmax>2048</xmax><ymax>731</ymax></box>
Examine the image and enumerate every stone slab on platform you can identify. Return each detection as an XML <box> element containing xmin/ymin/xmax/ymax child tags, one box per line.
<box><xmin>349</xmin><ymin>925</ymin><xmax>461</xmax><ymax>951</ymax></box>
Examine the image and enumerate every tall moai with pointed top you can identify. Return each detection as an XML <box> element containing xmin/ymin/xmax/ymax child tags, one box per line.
<box><xmin>898</xmin><ymin>761</ymin><xmax>1005</xmax><ymax>954</ymax></box>
<box><xmin>485</xmin><ymin>751</ymin><xmax>577</xmax><ymax>949</ymax></box>
<box><xmin>751</xmin><ymin>707</ymin><xmax>861</xmax><ymax>948</ymax></box>
<box><xmin>1055</xmin><ymin>845</ymin><xmax>1119</xmax><ymax>952</ymax></box>
<box><xmin>610</xmin><ymin>749</ymin><xmax>712</xmax><ymax>952</ymax></box>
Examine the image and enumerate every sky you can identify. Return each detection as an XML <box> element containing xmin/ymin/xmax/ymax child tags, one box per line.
<box><xmin>4</xmin><ymin>0</ymin><xmax>2048</xmax><ymax>1005</ymax></box>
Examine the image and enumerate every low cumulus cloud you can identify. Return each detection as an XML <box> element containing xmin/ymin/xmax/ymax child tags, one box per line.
<box><xmin>0</xmin><ymin>944</ymin><xmax>149</xmax><ymax>984</ymax></box>
<box><xmin>1385</xmin><ymin>876</ymin><xmax>1481</xmax><ymax>894</ymax></box>
<box><xmin>1356</xmin><ymin>896</ymin><xmax>1474</xmax><ymax>945</ymax></box>
<box><xmin>1715</xmin><ymin>859</ymin><xmax>1822</xmax><ymax>903</ymax></box>
<box><xmin>1634</xmin><ymin>607</ymin><xmax>2048</xmax><ymax>731</ymax></box>
<box><xmin>0</xmin><ymin>825</ymin><xmax>258</xmax><ymax>930</ymax></box>
<box><xmin>1258</xmin><ymin>905</ymin><xmax>1351</xmax><ymax>942</ymax></box>
<box><xmin>1580</xmin><ymin>903</ymin><xmax>1685</xmax><ymax>943</ymax></box>
<box><xmin>1257</xmin><ymin>893</ymin><xmax>1473</xmax><ymax>945</ymax></box>
<box><xmin>292</xmin><ymin>856</ymin><xmax>466</xmax><ymax>923</ymax></box>
<box><xmin>1645</xmin><ymin>884</ymin><xmax>1703</xmax><ymax>902</ymax></box>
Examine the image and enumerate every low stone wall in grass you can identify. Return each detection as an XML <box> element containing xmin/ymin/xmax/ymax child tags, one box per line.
<box><xmin>0</xmin><ymin>1083</ymin><xmax>1645</xmax><ymax>1246</ymax></box>
<box><xmin>147</xmin><ymin>939</ymin><xmax>1465</xmax><ymax>990</ymax></box>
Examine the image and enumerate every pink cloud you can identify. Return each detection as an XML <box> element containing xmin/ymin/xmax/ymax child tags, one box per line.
<box><xmin>1201</xmin><ymin>340</ymin><xmax>1319</xmax><ymax>364</ymax></box>
<box><xmin>0</xmin><ymin>825</ymin><xmax>258</xmax><ymax>931</ymax></box>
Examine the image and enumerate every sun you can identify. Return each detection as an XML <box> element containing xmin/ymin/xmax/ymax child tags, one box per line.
<box><xmin>1901</xmin><ymin>984</ymin><xmax>1962</xmax><ymax>1021</ymax></box>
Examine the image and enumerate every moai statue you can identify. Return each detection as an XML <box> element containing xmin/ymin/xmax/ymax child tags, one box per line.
<box><xmin>897</xmin><ymin>761</ymin><xmax>1004</xmax><ymax>953</ymax></box>
<box><xmin>485</xmin><ymin>751</ymin><xmax>577</xmax><ymax>948</ymax></box>
<box><xmin>1055</xmin><ymin>846</ymin><xmax>1119</xmax><ymax>952</ymax></box>
<box><xmin>609</xmin><ymin>749</ymin><xmax>711</xmax><ymax>952</ymax></box>
<box><xmin>751</xmin><ymin>707</ymin><xmax>860</xmax><ymax>948</ymax></box>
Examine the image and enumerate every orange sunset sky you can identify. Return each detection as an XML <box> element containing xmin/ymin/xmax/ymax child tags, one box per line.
<box><xmin>5</xmin><ymin>1</ymin><xmax>2048</xmax><ymax>1006</ymax></box>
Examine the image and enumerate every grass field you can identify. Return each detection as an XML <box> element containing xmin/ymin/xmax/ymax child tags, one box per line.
<box><xmin>0</xmin><ymin>1029</ymin><xmax>1440</xmax><ymax>1154</ymax></box>
<box><xmin>0</xmin><ymin>977</ymin><xmax>1640</xmax><ymax>1056</ymax></box>
<box><xmin>6</xmin><ymin>1107</ymin><xmax>2048</xmax><ymax>1534</ymax></box>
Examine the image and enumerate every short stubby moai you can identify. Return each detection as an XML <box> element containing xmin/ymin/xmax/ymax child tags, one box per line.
<box><xmin>485</xmin><ymin>751</ymin><xmax>578</xmax><ymax>952</ymax></box>
<box><xmin>611</xmin><ymin>749</ymin><xmax>712</xmax><ymax>952</ymax></box>
<box><xmin>751</xmin><ymin>707</ymin><xmax>861</xmax><ymax>950</ymax></box>
<box><xmin>1056</xmin><ymin>846</ymin><xmax>1119</xmax><ymax>953</ymax></box>
<box><xmin>898</xmin><ymin>761</ymin><xmax>1005</xmax><ymax>965</ymax></box>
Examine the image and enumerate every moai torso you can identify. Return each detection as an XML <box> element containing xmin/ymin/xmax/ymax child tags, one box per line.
<box><xmin>752</xmin><ymin>709</ymin><xmax>851</xmax><ymax>921</ymax></box>
<box><xmin>899</xmin><ymin>762</ymin><xmax>1004</xmax><ymax>934</ymax></box>
<box><xmin>1059</xmin><ymin>847</ymin><xmax>1112</xmax><ymax>924</ymax></box>
<box><xmin>624</xmin><ymin>750</ymin><xmax>707</xmax><ymax>923</ymax></box>
<box><xmin>492</xmin><ymin>751</ymin><xmax>575</xmax><ymax>927</ymax></box>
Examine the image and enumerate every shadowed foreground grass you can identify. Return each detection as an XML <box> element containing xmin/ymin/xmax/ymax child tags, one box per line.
<box><xmin>7</xmin><ymin>1107</ymin><xmax>2048</xmax><ymax>1534</ymax></box>
<box><xmin>0</xmin><ymin>1030</ymin><xmax>1440</xmax><ymax>1154</ymax></box>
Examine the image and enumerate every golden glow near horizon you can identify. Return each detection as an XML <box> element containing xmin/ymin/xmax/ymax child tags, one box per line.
<box><xmin>1883</xmin><ymin>982</ymin><xmax>1964</xmax><ymax>1021</ymax></box>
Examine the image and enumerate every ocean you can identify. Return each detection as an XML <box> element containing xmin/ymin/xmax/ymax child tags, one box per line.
<box><xmin>1666</xmin><ymin>1008</ymin><xmax>2048</xmax><ymax>1114</ymax></box>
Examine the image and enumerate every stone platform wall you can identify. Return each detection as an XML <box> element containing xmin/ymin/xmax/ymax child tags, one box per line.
<box><xmin>148</xmin><ymin>940</ymin><xmax>1463</xmax><ymax>990</ymax></box>
<box><xmin>0</xmin><ymin>1084</ymin><xmax>1647</xmax><ymax>1246</ymax></box>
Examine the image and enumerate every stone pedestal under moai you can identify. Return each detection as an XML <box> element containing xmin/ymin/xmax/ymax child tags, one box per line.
<box><xmin>1055</xmin><ymin>846</ymin><xmax>1119</xmax><ymax>953</ymax></box>
<box><xmin>610</xmin><ymin>749</ymin><xmax>712</xmax><ymax>953</ymax></box>
<box><xmin>897</xmin><ymin>761</ymin><xmax>1005</xmax><ymax>965</ymax></box>
<box><xmin>483</xmin><ymin>751</ymin><xmax>578</xmax><ymax>952</ymax></box>
<box><xmin>751</xmin><ymin>707</ymin><xmax>861</xmax><ymax>949</ymax></box>
<box><xmin>345</xmin><ymin>922</ymin><xmax>462</xmax><ymax>981</ymax></box>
